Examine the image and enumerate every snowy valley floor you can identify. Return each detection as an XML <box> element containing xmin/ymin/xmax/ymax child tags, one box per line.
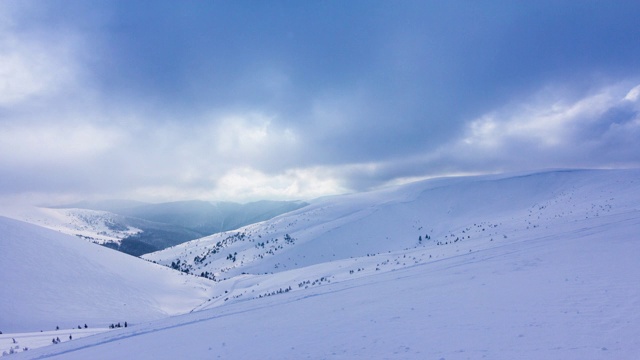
<box><xmin>6</xmin><ymin>210</ymin><xmax>640</xmax><ymax>359</ymax></box>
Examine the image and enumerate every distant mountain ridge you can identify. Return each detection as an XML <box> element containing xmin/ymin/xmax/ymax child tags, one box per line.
<box><xmin>52</xmin><ymin>200</ymin><xmax>307</xmax><ymax>256</ymax></box>
<box><xmin>114</xmin><ymin>200</ymin><xmax>308</xmax><ymax>235</ymax></box>
<box><xmin>52</xmin><ymin>199</ymin><xmax>150</xmax><ymax>213</ymax></box>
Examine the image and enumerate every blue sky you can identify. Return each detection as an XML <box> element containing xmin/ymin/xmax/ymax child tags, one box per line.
<box><xmin>1</xmin><ymin>1</ymin><xmax>639</xmax><ymax>204</ymax></box>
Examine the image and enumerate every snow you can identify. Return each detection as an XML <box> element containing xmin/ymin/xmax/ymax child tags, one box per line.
<box><xmin>0</xmin><ymin>206</ymin><xmax>140</xmax><ymax>245</ymax></box>
<box><xmin>3</xmin><ymin>169</ymin><xmax>640</xmax><ymax>359</ymax></box>
<box><xmin>0</xmin><ymin>217</ymin><xmax>215</xmax><ymax>335</ymax></box>
<box><xmin>0</xmin><ymin>328</ymin><xmax>110</xmax><ymax>356</ymax></box>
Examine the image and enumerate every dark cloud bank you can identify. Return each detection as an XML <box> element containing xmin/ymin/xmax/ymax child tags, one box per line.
<box><xmin>1</xmin><ymin>1</ymin><xmax>639</xmax><ymax>204</ymax></box>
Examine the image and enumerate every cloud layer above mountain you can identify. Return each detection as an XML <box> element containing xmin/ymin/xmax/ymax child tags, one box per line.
<box><xmin>1</xmin><ymin>1</ymin><xmax>639</xmax><ymax>203</ymax></box>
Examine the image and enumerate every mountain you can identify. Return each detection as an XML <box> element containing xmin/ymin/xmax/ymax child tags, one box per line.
<box><xmin>0</xmin><ymin>216</ymin><xmax>215</xmax><ymax>333</ymax></box>
<box><xmin>4</xmin><ymin>169</ymin><xmax>640</xmax><ymax>358</ymax></box>
<box><xmin>1</xmin><ymin>200</ymin><xmax>308</xmax><ymax>256</ymax></box>
<box><xmin>0</xmin><ymin>206</ymin><xmax>204</xmax><ymax>257</ymax></box>
<box><xmin>114</xmin><ymin>200</ymin><xmax>308</xmax><ymax>236</ymax></box>
<box><xmin>52</xmin><ymin>199</ymin><xmax>150</xmax><ymax>213</ymax></box>
<box><xmin>144</xmin><ymin>169</ymin><xmax>640</xmax><ymax>285</ymax></box>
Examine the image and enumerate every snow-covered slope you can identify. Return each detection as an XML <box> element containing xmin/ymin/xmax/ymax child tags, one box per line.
<box><xmin>0</xmin><ymin>216</ymin><xmax>215</xmax><ymax>334</ymax></box>
<box><xmin>0</xmin><ymin>200</ymin><xmax>309</xmax><ymax>256</ymax></box>
<box><xmin>5</xmin><ymin>169</ymin><xmax>640</xmax><ymax>359</ymax></box>
<box><xmin>143</xmin><ymin>169</ymin><xmax>640</xmax><ymax>309</ymax></box>
<box><xmin>0</xmin><ymin>207</ymin><xmax>141</xmax><ymax>245</ymax></box>
<box><xmin>10</xmin><ymin>183</ymin><xmax>640</xmax><ymax>358</ymax></box>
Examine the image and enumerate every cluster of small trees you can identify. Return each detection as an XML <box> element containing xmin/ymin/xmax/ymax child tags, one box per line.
<box><xmin>54</xmin><ymin>324</ymin><xmax>87</xmax><ymax>331</ymax></box>
<box><xmin>200</xmin><ymin>271</ymin><xmax>215</xmax><ymax>280</ymax></box>
<box><xmin>194</xmin><ymin>232</ymin><xmax>249</xmax><ymax>265</ymax></box>
<box><xmin>283</xmin><ymin>234</ymin><xmax>295</xmax><ymax>245</ymax></box>
<box><xmin>51</xmin><ymin>336</ymin><xmax>63</xmax><ymax>344</ymax></box>
<box><xmin>258</xmin><ymin>286</ymin><xmax>292</xmax><ymax>298</ymax></box>
<box><xmin>297</xmin><ymin>276</ymin><xmax>330</xmax><ymax>289</ymax></box>
<box><xmin>170</xmin><ymin>259</ymin><xmax>191</xmax><ymax>274</ymax></box>
<box><xmin>108</xmin><ymin>321</ymin><xmax>127</xmax><ymax>329</ymax></box>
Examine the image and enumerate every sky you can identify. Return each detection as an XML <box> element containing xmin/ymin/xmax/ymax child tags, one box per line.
<box><xmin>1</xmin><ymin>1</ymin><xmax>639</xmax><ymax>205</ymax></box>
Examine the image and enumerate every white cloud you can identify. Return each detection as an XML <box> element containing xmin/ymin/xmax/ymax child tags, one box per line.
<box><xmin>0</xmin><ymin>9</ymin><xmax>81</xmax><ymax>106</ymax></box>
<box><xmin>334</xmin><ymin>81</ymin><xmax>640</xmax><ymax>189</ymax></box>
<box><xmin>211</xmin><ymin>166</ymin><xmax>347</xmax><ymax>202</ymax></box>
<box><xmin>0</xmin><ymin>123</ymin><xmax>125</xmax><ymax>166</ymax></box>
<box><xmin>460</xmin><ymin>84</ymin><xmax>630</xmax><ymax>151</ymax></box>
<box><xmin>624</xmin><ymin>84</ymin><xmax>640</xmax><ymax>102</ymax></box>
<box><xmin>210</xmin><ymin>112</ymin><xmax>298</xmax><ymax>161</ymax></box>
<box><xmin>114</xmin><ymin>166</ymin><xmax>346</xmax><ymax>203</ymax></box>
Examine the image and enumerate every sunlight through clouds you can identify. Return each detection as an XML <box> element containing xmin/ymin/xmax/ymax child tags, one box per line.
<box><xmin>212</xmin><ymin>167</ymin><xmax>347</xmax><ymax>202</ymax></box>
<box><xmin>460</xmin><ymin>83</ymin><xmax>637</xmax><ymax>151</ymax></box>
<box><xmin>213</xmin><ymin>112</ymin><xmax>297</xmax><ymax>159</ymax></box>
<box><xmin>0</xmin><ymin>1</ymin><xmax>638</xmax><ymax>203</ymax></box>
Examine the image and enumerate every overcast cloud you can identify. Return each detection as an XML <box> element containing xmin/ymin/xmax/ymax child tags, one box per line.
<box><xmin>1</xmin><ymin>1</ymin><xmax>639</xmax><ymax>204</ymax></box>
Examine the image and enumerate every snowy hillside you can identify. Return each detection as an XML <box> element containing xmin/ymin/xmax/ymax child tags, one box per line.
<box><xmin>144</xmin><ymin>169</ymin><xmax>640</xmax><ymax>310</ymax></box>
<box><xmin>4</xmin><ymin>169</ymin><xmax>640</xmax><ymax>359</ymax></box>
<box><xmin>0</xmin><ymin>216</ymin><xmax>215</xmax><ymax>334</ymax></box>
<box><xmin>0</xmin><ymin>200</ymin><xmax>308</xmax><ymax>256</ymax></box>
<box><xmin>0</xmin><ymin>207</ymin><xmax>141</xmax><ymax>245</ymax></box>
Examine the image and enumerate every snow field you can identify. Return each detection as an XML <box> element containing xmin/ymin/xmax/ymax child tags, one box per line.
<box><xmin>3</xmin><ymin>169</ymin><xmax>640</xmax><ymax>358</ymax></box>
<box><xmin>9</xmin><ymin>209</ymin><xmax>640</xmax><ymax>359</ymax></box>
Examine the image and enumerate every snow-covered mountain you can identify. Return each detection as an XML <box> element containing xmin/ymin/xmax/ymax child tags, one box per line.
<box><xmin>4</xmin><ymin>169</ymin><xmax>640</xmax><ymax>359</ymax></box>
<box><xmin>0</xmin><ymin>206</ymin><xmax>205</xmax><ymax>257</ymax></box>
<box><xmin>0</xmin><ymin>216</ymin><xmax>215</xmax><ymax>334</ymax></box>
<box><xmin>110</xmin><ymin>200</ymin><xmax>309</xmax><ymax>235</ymax></box>
<box><xmin>143</xmin><ymin>169</ymin><xmax>640</xmax><ymax>308</ymax></box>
<box><xmin>0</xmin><ymin>206</ymin><xmax>142</xmax><ymax>245</ymax></box>
<box><xmin>0</xmin><ymin>200</ymin><xmax>308</xmax><ymax>256</ymax></box>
